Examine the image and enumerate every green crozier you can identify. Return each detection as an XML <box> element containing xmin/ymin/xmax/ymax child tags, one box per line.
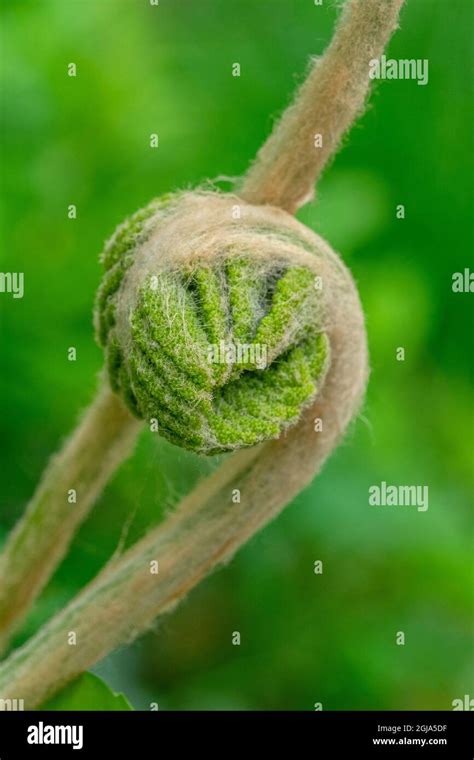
<box><xmin>95</xmin><ymin>197</ymin><xmax>330</xmax><ymax>454</ymax></box>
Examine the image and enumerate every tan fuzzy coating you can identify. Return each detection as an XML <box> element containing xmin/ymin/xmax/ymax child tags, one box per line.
<box><xmin>0</xmin><ymin>387</ymin><xmax>141</xmax><ymax>653</ymax></box>
<box><xmin>0</xmin><ymin>196</ymin><xmax>368</xmax><ymax>708</ymax></box>
<box><xmin>109</xmin><ymin>192</ymin><xmax>333</xmax><ymax>452</ymax></box>
<box><xmin>0</xmin><ymin>0</ymin><xmax>405</xmax><ymax>698</ymax></box>
<box><xmin>240</xmin><ymin>0</ymin><xmax>405</xmax><ymax>212</ymax></box>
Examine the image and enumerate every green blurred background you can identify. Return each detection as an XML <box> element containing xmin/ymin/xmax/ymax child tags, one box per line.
<box><xmin>1</xmin><ymin>0</ymin><xmax>473</xmax><ymax>710</ymax></box>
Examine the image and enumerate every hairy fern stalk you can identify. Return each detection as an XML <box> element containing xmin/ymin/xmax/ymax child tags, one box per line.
<box><xmin>0</xmin><ymin>0</ymin><xmax>405</xmax><ymax>707</ymax></box>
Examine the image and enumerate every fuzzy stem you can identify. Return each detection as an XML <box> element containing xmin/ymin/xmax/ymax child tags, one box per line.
<box><xmin>0</xmin><ymin>386</ymin><xmax>142</xmax><ymax>654</ymax></box>
<box><xmin>0</xmin><ymin>291</ymin><xmax>367</xmax><ymax>707</ymax></box>
<box><xmin>240</xmin><ymin>0</ymin><xmax>405</xmax><ymax>212</ymax></box>
<box><xmin>0</xmin><ymin>0</ymin><xmax>403</xmax><ymax>702</ymax></box>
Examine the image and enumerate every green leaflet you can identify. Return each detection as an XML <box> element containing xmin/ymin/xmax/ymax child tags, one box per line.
<box><xmin>41</xmin><ymin>672</ymin><xmax>133</xmax><ymax>711</ymax></box>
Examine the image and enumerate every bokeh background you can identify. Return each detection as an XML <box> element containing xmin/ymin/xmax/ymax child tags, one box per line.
<box><xmin>1</xmin><ymin>0</ymin><xmax>472</xmax><ymax>710</ymax></box>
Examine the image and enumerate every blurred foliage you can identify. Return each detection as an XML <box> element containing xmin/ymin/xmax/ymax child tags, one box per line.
<box><xmin>0</xmin><ymin>0</ymin><xmax>472</xmax><ymax>710</ymax></box>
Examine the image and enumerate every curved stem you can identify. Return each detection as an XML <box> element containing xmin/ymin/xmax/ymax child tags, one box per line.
<box><xmin>0</xmin><ymin>282</ymin><xmax>367</xmax><ymax>707</ymax></box>
<box><xmin>240</xmin><ymin>0</ymin><xmax>405</xmax><ymax>212</ymax></box>
<box><xmin>0</xmin><ymin>386</ymin><xmax>142</xmax><ymax>653</ymax></box>
<box><xmin>0</xmin><ymin>0</ymin><xmax>403</xmax><ymax>703</ymax></box>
